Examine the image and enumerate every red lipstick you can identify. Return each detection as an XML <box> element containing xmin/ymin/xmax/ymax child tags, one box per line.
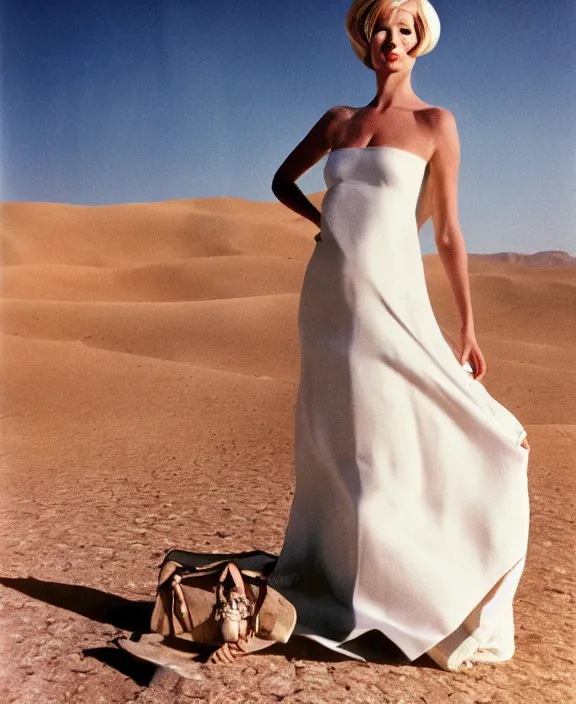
<box><xmin>386</xmin><ymin>52</ymin><xmax>399</xmax><ymax>61</ymax></box>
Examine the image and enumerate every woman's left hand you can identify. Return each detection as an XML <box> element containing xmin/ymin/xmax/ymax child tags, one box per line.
<box><xmin>460</xmin><ymin>328</ymin><xmax>487</xmax><ymax>381</ymax></box>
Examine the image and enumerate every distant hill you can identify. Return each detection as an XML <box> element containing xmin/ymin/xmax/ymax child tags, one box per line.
<box><xmin>467</xmin><ymin>251</ymin><xmax>576</xmax><ymax>266</ymax></box>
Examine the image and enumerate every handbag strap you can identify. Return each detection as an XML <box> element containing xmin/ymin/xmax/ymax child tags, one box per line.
<box><xmin>217</xmin><ymin>562</ymin><xmax>246</xmax><ymax>598</ymax></box>
<box><xmin>171</xmin><ymin>574</ymin><xmax>194</xmax><ymax>632</ymax></box>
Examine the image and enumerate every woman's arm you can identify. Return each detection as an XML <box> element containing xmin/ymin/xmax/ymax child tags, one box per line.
<box><xmin>271</xmin><ymin>106</ymin><xmax>342</xmax><ymax>230</ymax></box>
<box><xmin>429</xmin><ymin>108</ymin><xmax>474</xmax><ymax>331</ymax></box>
<box><xmin>429</xmin><ymin>108</ymin><xmax>486</xmax><ymax>379</ymax></box>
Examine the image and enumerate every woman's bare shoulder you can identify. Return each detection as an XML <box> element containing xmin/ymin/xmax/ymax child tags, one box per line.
<box><xmin>416</xmin><ymin>105</ymin><xmax>459</xmax><ymax>148</ymax></box>
<box><xmin>324</xmin><ymin>104</ymin><xmax>358</xmax><ymax>121</ymax></box>
<box><xmin>419</xmin><ymin>104</ymin><xmax>457</xmax><ymax>127</ymax></box>
<box><xmin>415</xmin><ymin>100</ymin><xmax>452</xmax><ymax>116</ymax></box>
<box><xmin>319</xmin><ymin>105</ymin><xmax>358</xmax><ymax>145</ymax></box>
<box><xmin>312</xmin><ymin>105</ymin><xmax>355</xmax><ymax>134</ymax></box>
<box><xmin>333</xmin><ymin>103</ymin><xmax>360</xmax><ymax>113</ymax></box>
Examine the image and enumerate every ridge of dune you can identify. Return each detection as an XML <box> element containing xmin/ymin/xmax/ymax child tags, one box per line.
<box><xmin>0</xmin><ymin>199</ymin><xmax>316</xmax><ymax>266</ymax></box>
<box><xmin>2</xmin><ymin>256</ymin><xmax>305</xmax><ymax>302</ymax></box>
<box><xmin>2</xmin><ymin>294</ymin><xmax>301</xmax><ymax>382</ymax></box>
<box><xmin>1</xmin><ymin>332</ymin><xmax>296</xmax><ymax>459</ymax></box>
<box><xmin>1</xmin><ymin>332</ymin><xmax>286</xmax><ymax>384</ymax></box>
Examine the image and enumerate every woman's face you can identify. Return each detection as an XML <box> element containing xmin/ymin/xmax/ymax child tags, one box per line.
<box><xmin>369</xmin><ymin>7</ymin><xmax>419</xmax><ymax>72</ymax></box>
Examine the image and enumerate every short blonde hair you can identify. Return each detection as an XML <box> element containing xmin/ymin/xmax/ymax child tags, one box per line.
<box><xmin>345</xmin><ymin>0</ymin><xmax>437</xmax><ymax>70</ymax></box>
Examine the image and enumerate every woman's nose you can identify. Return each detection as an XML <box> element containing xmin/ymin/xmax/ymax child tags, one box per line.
<box><xmin>384</xmin><ymin>32</ymin><xmax>397</xmax><ymax>49</ymax></box>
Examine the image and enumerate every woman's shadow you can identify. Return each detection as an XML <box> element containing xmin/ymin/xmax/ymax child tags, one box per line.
<box><xmin>0</xmin><ymin>575</ymin><xmax>436</xmax><ymax>686</ymax></box>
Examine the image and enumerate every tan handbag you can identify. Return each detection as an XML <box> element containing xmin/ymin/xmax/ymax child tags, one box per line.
<box><xmin>150</xmin><ymin>549</ymin><xmax>297</xmax><ymax>655</ymax></box>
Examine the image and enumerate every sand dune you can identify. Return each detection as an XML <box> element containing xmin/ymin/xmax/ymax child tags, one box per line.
<box><xmin>1</xmin><ymin>199</ymin><xmax>315</xmax><ymax>267</ymax></box>
<box><xmin>3</xmin><ymin>295</ymin><xmax>301</xmax><ymax>381</ymax></box>
<box><xmin>4</xmin><ymin>292</ymin><xmax>575</xmax><ymax>418</ymax></box>
<box><xmin>2</xmin><ymin>256</ymin><xmax>305</xmax><ymax>302</ymax></box>
<box><xmin>2</xmin><ymin>195</ymin><xmax>574</xmax><ymax>404</ymax></box>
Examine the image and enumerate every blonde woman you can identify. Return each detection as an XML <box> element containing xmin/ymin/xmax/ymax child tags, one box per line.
<box><xmin>269</xmin><ymin>0</ymin><xmax>530</xmax><ymax>672</ymax></box>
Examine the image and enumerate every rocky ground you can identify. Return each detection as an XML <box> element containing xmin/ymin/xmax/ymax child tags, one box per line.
<box><xmin>1</xmin><ymin>420</ymin><xmax>574</xmax><ymax>704</ymax></box>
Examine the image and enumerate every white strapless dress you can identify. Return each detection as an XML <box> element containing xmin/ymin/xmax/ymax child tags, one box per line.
<box><xmin>268</xmin><ymin>146</ymin><xmax>530</xmax><ymax>671</ymax></box>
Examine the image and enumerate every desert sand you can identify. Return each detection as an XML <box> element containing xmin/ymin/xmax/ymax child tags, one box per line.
<box><xmin>1</xmin><ymin>195</ymin><xmax>574</xmax><ymax>703</ymax></box>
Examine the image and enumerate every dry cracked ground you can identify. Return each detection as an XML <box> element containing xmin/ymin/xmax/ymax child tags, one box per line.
<box><xmin>1</xmin><ymin>398</ymin><xmax>574</xmax><ymax>704</ymax></box>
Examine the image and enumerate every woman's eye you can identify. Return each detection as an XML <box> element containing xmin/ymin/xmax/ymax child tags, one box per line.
<box><xmin>375</xmin><ymin>26</ymin><xmax>412</xmax><ymax>35</ymax></box>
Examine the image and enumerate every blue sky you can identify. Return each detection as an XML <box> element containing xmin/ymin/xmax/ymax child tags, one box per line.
<box><xmin>1</xmin><ymin>0</ymin><xmax>574</xmax><ymax>254</ymax></box>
